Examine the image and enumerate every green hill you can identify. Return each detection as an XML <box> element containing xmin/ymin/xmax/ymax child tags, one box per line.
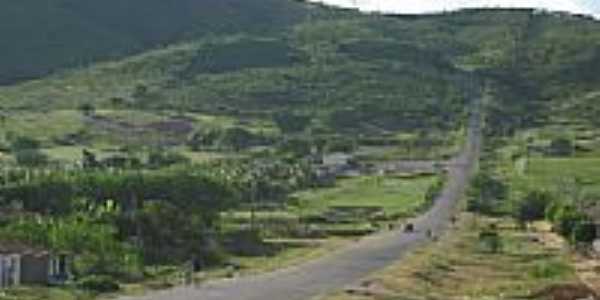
<box><xmin>1</xmin><ymin>6</ymin><xmax>600</xmax><ymax>164</ymax></box>
<box><xmin>0</xmin><ymin>0</ymin><xmax>309</xmax><ymax>85</ymax></box>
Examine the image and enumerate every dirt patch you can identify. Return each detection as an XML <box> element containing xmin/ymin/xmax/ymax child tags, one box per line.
<box><xmin>524</xmin><ymin>283</ymin><xmax>598</xmax><ymax>300</ymax></box>
<box><xmin>531</xmin><ymin>221</ymin><xmax>566</xmax><ymax>251</ymax></box>
<box><xmin>574</xmin><ymin>253</ymin><xmax>600</xmax><ymax>296</ymax></box>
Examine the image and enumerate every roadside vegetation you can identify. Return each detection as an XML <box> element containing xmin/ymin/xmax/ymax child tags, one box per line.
<box><xmin>323</xmin><ymin>215</ymin><xmax>577</xmax><ymax>300</ymax></box>
<box><xmin>1</xmin><ymin>1</ymin><xmax>600</xmax><ymax>299</ymax></box>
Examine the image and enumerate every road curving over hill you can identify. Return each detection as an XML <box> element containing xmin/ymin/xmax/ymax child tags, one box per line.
<box><xmin>118</xmin><ymin>92</ymin><xmax>482</xmax><ymax>300</ymax></box>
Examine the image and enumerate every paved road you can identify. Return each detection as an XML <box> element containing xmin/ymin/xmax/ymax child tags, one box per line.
<box><xmin>119</xmin><ymin>97</ymin><xmax>482</xmax><ymax>300</ymax></box>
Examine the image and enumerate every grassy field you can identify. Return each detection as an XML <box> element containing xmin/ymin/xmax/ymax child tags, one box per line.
<box><xmin>0</xmin><ymin>110</ymin><xmax>84</xmax><ymax>143</ymax></box>
<box><xmin>221</xmin><ymin>174</ymin><xmax>440</xmax><ymax>237</ymax></box>
<box><xmin>495</xmin><ymin>135</ymin><xmax>600</xmax><ymax>199</ymax></box>
<box><xmin>0</xmin><ymin>286</ymin><xmax>94</xmax><ymax>300</ymax></box>
<box><xmin>321</xmin><ymin>215</ymin><xmax>576</xmax><ymax>300</ymax></box>
<box><xmin>0</xmin><ymin>108</ymin><xmax>281</xmax><ymax>165</ymax></box>
<box><xmin>524</xmin><ymin>158</ymin><xmax>600</xmax><ymax>185</ymax></box>
<box><xmin>292</xmin><ymin>175</ymin><xmax>438</xmax><ymax>216</ymax></box>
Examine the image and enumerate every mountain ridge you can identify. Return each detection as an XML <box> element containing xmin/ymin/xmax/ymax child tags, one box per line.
<box><xmin>309</xmin><ymin>0</ymin><xmax>600</xmax><ymax>18</ymax></box>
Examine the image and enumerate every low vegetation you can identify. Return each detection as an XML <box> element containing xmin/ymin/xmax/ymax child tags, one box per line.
<box><xmin>324</xmin><ymin>215</ymin><xmax>576</xmax><ymax>300</ymax></box>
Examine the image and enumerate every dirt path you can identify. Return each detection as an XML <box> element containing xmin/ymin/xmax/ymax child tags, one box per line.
<box><xmin>117</xmin><ymin>94</ymin><xmax>482</xmax><ymax>300</ymax></box>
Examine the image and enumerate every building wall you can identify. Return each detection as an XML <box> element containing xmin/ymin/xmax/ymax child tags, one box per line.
<box><xmin>20</xmin><ymin>255</ymin><xmax>50</xmax><ymax>285</ymax></box>
<box><xmin>0</xmin><ymin>254</ymin><xmax>21</xmax><ymax>288</ymax></box>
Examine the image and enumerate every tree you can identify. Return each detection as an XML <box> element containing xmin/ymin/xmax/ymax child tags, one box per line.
<box><xmin>109</xmin><ymin>97</ymin><xmax>126</xmax><ymax>109</ymax></box>
<box><xmin>187</xmin><ymin>129</ymin><xmax>221</xmax><ymax>151</ymax></box>
<box><xmin>147</xmin><ymin>150</ymin><xmax>189</xmax><ymax>168</ymax></box>
<box><xmin>218</xmin><ymin>127</ymin><xmax>256</xmax><ymax>151</ymax></box>
<box><xmin>132</xmin><ymin>84</ymin><xmax>149</xmax><ymax>103</ymax></box>
<box><xmin>548</xmin><ymin>137</ymin><xmax>574</xmax><ymax>157</ymax></box>
<box><xmin>479</xmin><ymin>230</ymin><xmax>503</xmax><ymax>253</ymax></box>
<box><xmin>554</xmin><ymin>205</ymin><xmax>589</xmax><ymax>242</ymax></box>
<box><xmin>277</xmin><ymin>137</ymin><xmax>313</xmax><ymax>157</ymax></box>
<box><xmin>547</xmin><ymin>201</ymin><xmax>597</xmax><ymax>244</ymax></box>
<box><xmin>325</xmin><ymin>137</ymin><xmax>357</xmax><ymax>153</ymax></box>
<box><xmin>515</xmin><ymin>190</ymin><xmax>553</xmax><ymax>227</ymax></box>
<box><xmin>10</xmin><ymin>136</ymin><xmax>41</xmax><ymax>152</ymax></box>
<box><xmin>15</xmin><ymin>149</ymin><xmax>48</xmax><ymax>167</ymax></box>
<box><xmin>82</xmin><ymin>149</ymin><xmax>100</xmax><ymax>169</ymax></box>
<box><xmin>467</xmin><ymin>172</ymin><xmax>508</xmax><ymax>215</ymax></box>
<box><xmin>78</xmin><ymin>103</ymin><xmax>96</xmax><ymax>117</ymax></box>
<box><xmin>273</xmin><ymin>112</ymin><xmax>312</xmax><ymax>134</ymax></box>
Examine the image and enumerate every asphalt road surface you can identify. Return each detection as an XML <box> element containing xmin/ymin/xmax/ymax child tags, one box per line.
<box><xmin>119</xmin><ymin>98</ymin><xmax>482</xmax><ymax>300</ymax></box>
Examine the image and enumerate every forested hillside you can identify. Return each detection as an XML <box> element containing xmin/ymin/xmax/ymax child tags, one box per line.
<box><xmin>1</xmin><ymin>7</ymin><xmax>599</xmax><ymax>163</ymax></box>
<box><xmin>0</xmin><ymin>0</ymin><xmax>308</xmax><ymax>84</ymax></box>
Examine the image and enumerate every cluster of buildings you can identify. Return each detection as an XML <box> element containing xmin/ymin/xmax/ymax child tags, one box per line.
<box><xmin>0</xmin><ymin>242</ymin><xmax>69</xmax><ymax>288</ymax></box>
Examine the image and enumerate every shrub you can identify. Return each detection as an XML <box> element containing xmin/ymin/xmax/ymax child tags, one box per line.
<box><xmin>529</xmin><ymin>260</ymin><xmax>573</xmax><ymax>279</ymax></box>
<box><xmin>571</xmin><ymin>222</ymin><xmax>596</xmax><ymax>244</ymax></box>
<box><xmin>467</xmin><ymin>172</ymin><xmax>508</xmax><ymax>215</ymax></box>
<box><xmin>148</xmin><ymin>150</ymin><xmax>190</xmax><ymax>168</ymax></box>
<box><xmin>273</xmin><ymin>112</ymin><xmax>312</xmax><ymax>134</ymax></box>
<box><xmin>478</xmin><ymin>230</ymin><xmax>503</xmax><ymax>253</ymax></box>
<box><xmin>424</xmin><ymin>176</ymin><xmax>445</xmax><ymax>205</ymax></box>
<box><xmin>78</xmin><ymin>275</ymin><xmax>120</xmax><ymax>293</ymax></box>
<box><xmin>548</xmin><ymin>137</ymin><xmax>574</xmax><ymax>156</ymax></box>
<box><xmin>78</xmin><ymin>103</ymin><xmax>96</xmax><ymax>116</ymax></box>
<box><xmin>551</xmin><ymin>205</ymin><xmax>595</xmax><ymax>243</ymax></box>
<box><xmin>10</xmin><ymin>136</ymin><xmax>41</xmax><ymax>151</ymax></box>
<box><xmin>14</xmin><ymin>149</ymin><xmax>48</xmax><ymax>167</ymax></box>
<box><xmin>325</xmin><ymin>137</ymin><xmax>357</xmax><ymax>153</ymax></box>
<box><xmin>218</xmin><ymin>127</ymin><xmax>259</xmax><ymax>151</ymax></box>
<box><xmin>515</xmin><ymin>190</ymin><xmax>553</xmax><ymax>226</ymax></box>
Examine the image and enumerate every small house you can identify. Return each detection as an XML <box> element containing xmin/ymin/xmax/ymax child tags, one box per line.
<box><xmin>0</xmin><ymin>241</ymin><xmax>69</xmax><ymax>288</ymax></box>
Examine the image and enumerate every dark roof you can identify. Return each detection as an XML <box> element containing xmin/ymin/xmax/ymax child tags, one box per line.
<box><xmin>0</xmin><ymin>240</ymin><xmax>49</xmax><ymax>256</ymax></box>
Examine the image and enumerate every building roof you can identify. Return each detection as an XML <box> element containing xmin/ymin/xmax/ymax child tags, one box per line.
<box><xmin>0</xmin><ymin>240</ymin><xmax>49</xmax><ymax>256</ymax></box>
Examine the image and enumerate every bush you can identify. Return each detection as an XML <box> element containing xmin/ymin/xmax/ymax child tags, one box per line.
<box><xmin>478</xmin><ymin>230</ymin><xmax>503</xmax><ymax>253</ymax></box>
<box><xmin>78</xmin><ymin>103</ymin><xmax>96</xmax><ymax>116</ymax></box>
<box><xmin>14</xmin><ymin>149</ymin><xmax>48</xmax><ymax>167</ymax></box>
<box><xmin>529</xmin><ymin>260</ymin><xmax>573</xmax><ymax>279</ymax></box>
<box><xmin>273</xmin><ymin>111</ymin><xmax>312</xmax><ymax>134</ymax></box>
<box><xmin>325</xmin><ymin>137</ymin><xmax>357</xmax><ymax>153</ymax></box>
<box><xmin>218</xmin><ymin>127</ymin><xmax>262</xmax><ymax>151</ymax></box>
<box><xmin>572</xmin><ymin>222</ymin><xmax>596</xmax><ymax>244</ymax></box>
<box><xmin>548</xmin><ymin>137</ymin><xmax>574</xmax><ymax>156</ymax></box>
<box><xmin>515</xmin><ymin>190</ymin><xmax>553</xmax><ymax>226</ymax></box>
<box><xmin>148</xmin><ymin>150</ymin><xmax>190</xmax><ymax>168</ymax></box>
<box><xmin>10</xmin><ymin>136</ymin><xmax>41</xmax><ymax>151</ymax></box>
<box><xmin>467</xmin><ymin>172</ymin><xmax>508</xmax><ymax>215</ymax></box>
<box><xmin>550</xmin><ymin>205</ymin><xmax>595</xmax><ymax>243</ymax></box>
<box><xmin>78</xmin><ymin>275</ymin><xmax>120</xmax><ymax>293</ymax></box>
<box><xmin>424</xmin><ymin>176</ymin><xmax>444</xmax><ymax>205</ymax></box>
